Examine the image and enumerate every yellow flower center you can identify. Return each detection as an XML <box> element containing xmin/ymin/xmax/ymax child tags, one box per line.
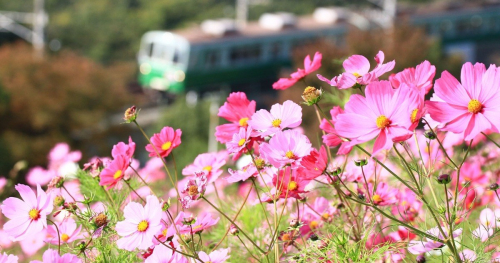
<box><xmin>376</xmin><ymin>115</ymin><xmax>391</xmax><ymax>129</ymax></box>
<box><xmin>161</xmin><ymin>141</ymin><xmax>172</xmax><ymax>151</ymax></box>
<box><xmin>28</xmin><ymin>208</ymin><xmax>40</xmax><ymax>220</ymax></box>
<box><xmin>238</xmin><ymin>138</ymin><xmax>246</xmax><ymax>147</ymax></box>
<box><xmin>411</xmin><ymin>109</ymin><xmax>419</xmax><ymax>123</ymax></box>
<box><xmin>239</xmin><ymin>117</ymin><xmax>249</xmax><ymax>127</ymax></box>
<box><xmin>203</xmin><ymin>166</ymin><xmax>212</xmax><ymax>172</ymax></box>
<box><xmin>285</xmin><ymin>150</ymin><xmax>295</xmax><ymax>159</ymax></box>
<box><xmin>113</xmin><ymin>170</ymin><xmax>123</xmax><ymax>180</ymax></box>
<box><xmin>321</xmin><ymin>213</ymin><xmax>330</xmax><ymax>220</ymax></box>
<box><xmin>468</xmin><ymin>99</ymin><xmax>482</xmax><ymax>114</ymax></box>
<box><xmin>372</xmin><ymin>194</ymin><xmax>383</xmax><ymax>204</ymax></box>
<box><xmin>188</xmin><ymin>185</ymin><xmax>199</xmax><ymax>196</ymax></box>
<box><xmin>353</xmin><ymin>72</ymin><xmax>361</xmax><ymax>77</ymax></box>
<box><xmin>271</xmin><ymin>119</ymin><xmax>282</xmax><ymax>128</ymax></box>
<box><xmin>288</xmin><ymin>181</ymin><xmax>298</xmax><ymax>191</ymax></box>
<box><xmin>137</xmin><ymin>220</ymin><xmax>149</xmax><ymax>232</ymax></box>
<box><xmin>61</xmin><ymin>233</ymin><xmax>70</xmax><ymax>242</ymax></box>
<box><xmin>401</xmin><ymin>200</ymin><xmax>408</xmax><ymax>206</ymax></box>
<box><xmin>485</xmin><ymin>220</ymin><xmax>490</xmax><ymax>227</ymax></box>
<box><xmin>281</xmin><ymin>233</ymin><xmax>291</xmax><ymax>241</ymax></box>
<box><xmin>162</xmin><ymin>229</ymin><xmax>167</xmax><ymax>237</ymax></box>
<box><xmin>254</xmin><ymin>158</ymin><xmax>265</xmax><ymax>169</ymax></box>
<box><xmin>310</xmin><ymin>220</ymin><xmax>319</xmax><ymax>229</ymax></box>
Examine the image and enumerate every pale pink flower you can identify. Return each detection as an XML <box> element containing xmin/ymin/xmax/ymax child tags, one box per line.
<box><xmin>111</xmin><ymin>136</ymin><xmax>136</xmax><ymax>160</ymax></box>
<box><xmin>472</xmin><ymin>208</ymin><xmax>500</xmax><ymax>241</ymax></box>
<box><xmin>145</xmin><ymin>243</ymin><xmax>188</xmax><ymax>263</ymax></box>
<box><xmin>99</xmin><ymin>155</ymin><xmax>129</xmax><ymax>189</ymax></box>
<box><xmin>319</xmin><ymin>106</ymin><xmax>352</xmax><ymax>154</ymax></box>
<box><xmin>47</xmin><ymin>143</ymin><xmax>81</xmax><ymax>172</ymax></box>
<box><xmin>116</xmin><ymin>195</ymin><xmax>162</xmax><ymax>251</ymax></box>
<box><xmin>139</xmin><ymin>158</ymin><xmax>166</xmax><ymax>182</ymax></box>
<box><xmin>248</xmin><ymin>100</ymin><xmax>302</xmax><ymax>136</ymax></box>
<box><xmin>366</xmin><ymin>182</ymin><xmax>398</xmax><ymax>206</ymax></box>
<box><xmin>260</xmin><ymin>130</ymin><xmax>312</xmax><ymax>168</ymax></box>
<box><xmin>182</xmin><ymin>152</ymin><xmax>227</xmax><ymax>183</ymax></box>
<box><xmin>301</xmin><ymin>197</ymin><xmax>336</xmax><ymax>233</ymax></box>
<box><xmin>197</xmin><ymin>248</ymin><xmax>230</xmax><ymax>263</ymax></box>
<box><xmin>0</xmin><ymin>252</ymin><xmax>18</xmax><ymax>263</ymax></box>
<box><xmin>1</xmin><ymin>184</ymin><xmax>53</xmax><ymax>241</ymax></box>
<box><xmin>273</xmin><ymin>52</ymin><xmax>322</xmax><ymax>90</ymax></box>
<box><xmin>166</xmin><ymin>212</ymin><xmax>219</xmax><ymax>237</ymax></box>
<box><xmin>408</xmin><ymin>227</ymin><xmax>462</xmax><ymax>254</ymax></box>
<box><xmin>391</xmin><ymin>188</ymin><xmax>422</xmax><ymax>222</ymax></box>
<box><xmin>46</xmin><ymin>218</ymin><xmax>83</xmax><ymax>245</ymax></box>
<box><xmin>318</xmin><ymin>51</ymin><xmax>394</xmax><ymax>89</ymax></box>
<box><xmin>460</xmin><ymin>249</ymin><xmax>477</xmax><ymax>262</ymax></box>
<box><xmin>426</xmin><ymin>62</ymin><xmax>500</xmax><ymax>141</ymax></box>
<box><xmin>226</xmin><ymin>163</ymin><xmax>258</xmax><ymax>183</ymax></box>
<box><xmin>226</xmin><ymin>127</ymin><xmax>253</xmax><ymax>155</ymax></box>
<box><xmin>31</xmin><ymin>249</ymin><xmax>82</xmax><ymax>263</ymax></box>
<box><xmin>26</xmin><ymin>167</ymin><xmax>57</xmax><ymax>186</ymax></box>
<box><xmin>335</xmin><ymin>81</ymin><xmax>417</xmax><ymax>155</ymax></box>
<box><xmin>181</xmin><ymin>172</ymin><xmax>208</xmax><ymax>200</ymax></box>
<box><xmin>215</xmin><ymin>92</ymin><xmax>256</xmax><ymax>143</ymax></box>
<box><xmin>146</xmin><ymin>126</ymin><xmax>182</xmax><ymax>158</ymax></box>
<box><xmin>390</xmin><ymin>60</ymin><xmax>436</xmax><ymax>95</ymax></box>
<box><xmin>20</xmin><ymin>229</ymin><xmax>46</xmax><ymax>256</ymax></box>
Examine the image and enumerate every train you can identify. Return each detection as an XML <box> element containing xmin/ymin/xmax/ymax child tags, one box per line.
<box><xmin>137</xmin><ymin>2</ymin><xmax>500</xmax><ymax>95</ymax></box>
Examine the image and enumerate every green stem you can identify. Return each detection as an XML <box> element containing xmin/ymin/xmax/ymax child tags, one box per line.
<box><xmin>123</xmin><ymin>179</ymin><xmax>145</xmax><ymax>203</ymax></box>
<box><xmin>47</xmin><ymin>219</ymin><xmax>61</xmax><ymax>255</ymax></box>
<box><xmin>482</xmin><ymin>132</ymin><xmax>500</xmax><ymax>149</ymax></box>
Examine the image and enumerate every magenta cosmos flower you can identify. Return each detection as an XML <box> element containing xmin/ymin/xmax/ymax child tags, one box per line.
<box><xmin>182</xmin><ymin>152</ymin><xmax>227</xmax><ymax>183</ymax></box>
<box><xmin>318</xmin><ymin>51</ymin><xmax>394</xmax><ymax>89</ymax></box>
<box><xmin>408</xmin><ymin>227</ymin><xmax>462</xmax><ymax>255</ymax></box>
<box><xmin>260</xmin><ymin>129</ymin><xmax>312</xmax><ymax>168</ymax></box>
<box><xmin>248</xmin><ymin>100</ymin><xmax>302</xmax><ymax>136</ymax></box>
<box><xmin>366</xmin><ymin>182</ymin><xmax>398</xmax><ymax>206</ymax></box>
<box><xmin>426</xmin><ymin>62</ymin><xmax>500</xmax><ymax>141</ymax></box>
<box><xmin>31</xmin><ymin>249</ymin><xmax>82</xmax><ymax>263</ymax></box>
<box><xmin>197</xmin><ymin>248</ymin><xmax>230</xmax><ymax>263</ymax></box>
<box><xmin>390</xmin><ymin>60</ymin><xmax>436</xmax><ymax>95</ymax></box>
<box><xmin>215</xmin><ymin>92</ymin><xmax>256</xmax><ymax>143</ymax></box>
<box><xmin>116</xmin><ymin>195</ymin><xmax>162</xmax><ymax>251</ymax></box>
<box><xmin>99</xmin><ymin>154</ymin><xmax>129</xmax><ymax>189</ymax></box>
<box><xmin>1</xmin><ymin>184</ymin><xmax>53</xmax><ymax>241</ymax></box>
<box><xmin>335</xmin><ymin>81</ymin><xmax>418</xmax><ymax>155</ymax></box>
<box><xmin>273</xmin><ymin>52</ymin><xmax>322</xmax><ymax>90</ymax></box>
<box><xmin>319</xmin><ymin>106</ymin><xmax>352</xmax><ymax>155</ymax></box>
<box><xmin>111</xmin><ymin>136</ymin><xmax>136</xmax><ymax>160</ymax></box>
<box><xmin>46</xmin><ymin>218</ymin><xmax>83</xmax><ymax>245</ymax></box>
<box><xmin>145</xmin><ymin>243</ymin><xmax>187</xmax><ymax>263</ymax></box>
<box><xmin>226</xmin><ymin>127</ymin><xmax>253</xmax><ymax>155</ymax></box>
<box><xmin>298</xmin><ymin>145</ymin><xmax>328</xmax><ymax>180</ymax></box>
<box><xmin>146</xmin><ymin>126</ymin><xmax>182</xmax><ymax>157</ymax></box>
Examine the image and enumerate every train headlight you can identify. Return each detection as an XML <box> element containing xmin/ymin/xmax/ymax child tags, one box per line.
<box><xmin>140</xmin><ymin>63</ymin><xmax>151</xmax><ymax>75</ymax></box>
<box><xmin>175</xmin><ymin>70</ymin><xmax>185</xmax><ymax>82</ymax></box>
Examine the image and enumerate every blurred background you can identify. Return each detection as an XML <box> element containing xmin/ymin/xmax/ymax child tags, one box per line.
<box><xmin>1</xmin><ymin>0</ymin><xmax>500</xmax><ymax>189</ymax></box>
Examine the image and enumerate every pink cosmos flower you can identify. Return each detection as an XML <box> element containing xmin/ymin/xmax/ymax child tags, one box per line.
<box><xmin>319</xmin><ymin>106</ymin><xmax>352</xmax><ymax>155</ymax></box>
<box><xmin>272</xmin><ymin>166</ymin><xmax>310</xmax><ymax>199</ymax></box>
<box><xmin>111</xmin><ymin>136</ymin><xmax>136</xmax><ymax>160</ymax></box>
<box><xmin>47</xmin><ymin>143</ymin><xmax>82</xmax><ymax>172</ymax></box>
<box><xmin>166</xmin><ymin>212</ymin><xmax>220</xmax><ymax>237</ymax></box>
<box><xmin>31</xmin><ymin>249</ymin><xmax>82</xmax><ymax>263</ymax></box>
<box><xmin>391</xmin><ymin>188</ymin><xmax>422</xmax><ymax>222</ymax></box>
<box><xmin>318</xmin><ymin>51</ymin><xmax>394</xmax><ymax>89</ymax></box>
<box><xmin>273</xmin><ymin>52</ymin><xmax>322</xmax><ymax>90</ymax></box>
<box><xmin>1</xmin><ymin>184</ymin><xmax>53</xmax><ymax>241</ymax></box>
<box><xmin>390</xmin><ymin>60</ymin><xmax>436</xmax><ymax>95</ymax></box>
<box><xmin>408</xmin><ymin>227</ymin><xmax>462</xmax><ymax>255</ymax></box>
<box><xmin>181</xmin><ymin>171</ymin><xmax>208</xmax><ymax>201</ymax></box>
<box><xmin>46</xmin><ymin>218</ymin><xmax>83</xmax><ymax>245</ymax></box>
<box><xmin>197</xmin><ymin>248</ymin><xmax>230</xmax><ymax>263</ymax></box>
<box><xmin>472</xmin><ymin>208</ymin><xmax>500</xmax><ymax>241</ymax></box>
<box><xmin>260</xmin><ymin>130</ymin><xmax>312</xmax><ymax>168</ymax></box>
<box><xmin>139</xmin><ymin>158</ymin><xmax>166</xmax><ymax>182</ymax></box>
<box><xmin>215</xmin><ymin>92</ymin><xmax>256</xmax><ymax>143</ymax></box>
<box><xmin>301</xmin><ymin>197</ymin><xmax>336</xmax><ymax>234</ymax></box>
<box><xmin>226</xmin><ymin>127</ymin><xmax>253</xmax><ymax>155</ymax></box>
<box><xmin>298</xmin><ymin>146</ymin><xmax>328</xmax><ymax>180</ymax></box>
<box><xmin>0</xmin><ymin>252</ymin><xmax>18</xmax><ymax>263</ymax></box>
<box><xmin>426</xmin><ymin>62</ymin><xmax>500</xmax><ymax>141</ymax></box>
<box><xmin>182</xmin><ymin>152</ymin><xmax>227</xmax><ymax>183</ymax></box>
<box><xmin>366</xmin><ymin>182</ymin><xmax>398</xmax><ymax>206</ymax></box>
<box><xmin>20</xmin><ymin>229</ymin><xmax>45</xmax><ymax>256</ymax></box>
<box><xmin>460</xmin><ymin>249</ymin><xmax>477</xmax><ymax>262</ymax></box>
<box><xmin>226</xmin><ymin>163</ymin><xmax>258</xmax><ymax>183</ymax></box>
<box><xmin>99</xmin><ymin>155</ymin><xmax>129</xmax><ymax>189</ymax></box>
<box><xmin>145</xmin><ymin>243</ymin><xmax>188</xmax><ymax>263</ymax></box>
<box><xmin>116</xmin><ymin>195</ymin><xmax>162</xmax><ymax>251</ymax></box>
<box><xmin>26</xmin><ymin>167</ymin><xmax>57</xmax><ymax>186</ymax></box>
<box><xmin>146</xmin><ymin>126</ymin><xmax>182</xmax><ymax>158</ymax></box>
<box><xmin>248</xmin><ymin>100</ymin><xmax>302</xmax><ymax>136</ymax></box>
<box><xmin>335</xmin><ymin>81</ymin><xmax>417</xmax><ymax>155</ymax></box>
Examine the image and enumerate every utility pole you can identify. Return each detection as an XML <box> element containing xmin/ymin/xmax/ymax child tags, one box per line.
<box><xmin>236</xmin><ymin>0</ymin><xmax>248</xmax><ymax>28</ymax></box>
<box><xmin>0</xmin><ymin>0</ymin><xmax>47</xmax><ymax>58</ymax></box>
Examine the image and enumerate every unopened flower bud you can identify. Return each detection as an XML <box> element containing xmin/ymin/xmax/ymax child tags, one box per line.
<box><xmin>48</xmin><ymin>176</ymin><xmax>64</xmax><ymax>190</ymax></box>
<box><xmin>289</xmin><ymin>219</ymin><xmax>299</xmax><ymax>228</ymax></box>
<box><xmin>83</xmin><ymin>158</ymin><xmax>104</xmax><ymax>178</ymax></box>
<box><xmin>161</xmin><ymin>199</ymin><xmax>171</xmax><ymax>211</ymax></box>
<box><xmin>94</xmin><ymin>213</ymin><xmax>108</xmax><ymax>228</ymax></box>
<box><xmin>354</xmin><ymin>158</ymin><xmax>368</xmax><ymax>167</ymax></box>
<box><xmin>437</xmin><ymin>174</ymin><xmax>451</xmax><ymax>185</ymax></box>
<box><xmin>489</xmin><ymin>183</ymin><xmax>499</xmax><ymax>191</ymax></box>
<box><xmin>64</xmin><ymin>202</ymin><xmax>78</xmax><ymax>211</ymax></box>
<box><xmin>309</xmin><ymin>233</ymin><xmax>319</xmax><ymax>241</ymax></box>
<box><xmin>183</xmin><ymin>216</ymin><xmax>195</xmax><ymax>225</ymax></box>
<box><xmin>229</xmin><ymin>225</ymin><xmax>239</xmax><ymax>236</ymax></box>
<box><xmin>331</xmin><ymin>167</ymin><xmax>342</xmax><ymax>176</ymax></box>
<box><xmin>77</xmin><ymin>241</ymin><xmax>86</xmax><ymax>252</ymax></box>
<box><xmin>254</xmin><ymin>158</ymin><xmax>266</xmax><ymax>170</ymax></box>
<box><xmin>416</xmin><ymin>254</ymin><xmax>426</xmax><ymax>263</ymax></box>
<box><xmin>301</xmin><ymin>86</ymin><xmax>322</xmax><ymax>106</ymax></box>
<box><xmin>123</xmin><ymin>105</ymin><xmax>138</xmax><ymax>123</ymax></box>
<box><xmin>54</xmin><ymin>195</ymin><xmax>65</xmax><ymax>207</ymax></box>
<box><xmin>358</xmin><ymin>193</ymin><xmax>365</xmax><ymax>200</ymax></box>
<box><xmin>424</xmin><ymin>130</ymin><xmax>436</xmax><ymax>140</ymax></box>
